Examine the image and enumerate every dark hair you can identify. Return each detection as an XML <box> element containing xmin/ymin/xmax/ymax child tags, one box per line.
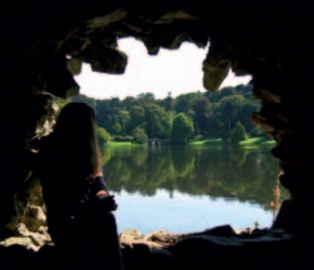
<box><xmin>49</xmin><ymin>102</ymin><xmax>101</xmax><ymax>177</ymax></box>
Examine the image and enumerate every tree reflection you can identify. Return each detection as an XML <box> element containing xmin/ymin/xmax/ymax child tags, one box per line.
<box><xmin>102</xmin><ymin>145</ymin><xmax>288</xmax><ymax>208</ymax></box>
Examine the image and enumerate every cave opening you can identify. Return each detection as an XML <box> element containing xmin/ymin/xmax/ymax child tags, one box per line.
<box><xmin>1</xmin><ymin>3</ymin><xmax>314</xmax><ymax>267</ymax></box>
<box><xmin>45</xmin><ymin>37</ymin><xmax>285</xmax><ymax>235</ymax></box>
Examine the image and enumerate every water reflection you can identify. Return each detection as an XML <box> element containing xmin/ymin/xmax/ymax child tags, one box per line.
<box><xmin>102</xmin><ymin>145</ymin><xmax>286</xmax><ymax>233</ymax></box>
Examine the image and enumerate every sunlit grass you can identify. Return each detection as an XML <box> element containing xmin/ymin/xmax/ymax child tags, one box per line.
<box><xmin>190</xmin><ymin>138</ymin><xmax>223</xmax><ymax>146</ymax></box>
<box><xmin>239</xmin><ymin>137</ymin><xmax>276</xmax><ymax>148</ymax></box>
<box><xmin>108</xmin><ymin>137</ymin><xmax>276</xmax><ymax>148</ymax></box>
<box><xmin>190</xmin><ymin>137</ymin><xmax>275</xmax><ymax>148</ymax></box>
<box><xmin>109</xmin><ymin>141</ymin><xmax>132</xmax><ymax>148</ymax></box>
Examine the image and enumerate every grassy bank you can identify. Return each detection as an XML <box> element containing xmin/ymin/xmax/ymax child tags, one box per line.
<box><xmin>189</xmin><ymin>138</ymin><xmax>223</xmax><ymax>146</ymax></box>
<box><xmin>109</xmin><ymin>141</ymin><xmax>133</xmax><ymax>148</ymax></box>
<box><xmin>108</xmin><ymin>137</ymin><xmax>276</xmax><ymax>149</ymax></box>
<box><xmin>190</xmin><ymin>137</ymin><xmax>275</xmax><ymax>148</ymax></box>
<box><xmin>239</xmin><ymin>137</ymin><xmax>276</xmax><ymax>149</ymax></box>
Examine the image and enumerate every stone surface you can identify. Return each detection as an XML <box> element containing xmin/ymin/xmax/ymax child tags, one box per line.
<box><xmin>0</xmin><ymin>225</ymin><xmax>303</xmax><ymax>270</ymax></box>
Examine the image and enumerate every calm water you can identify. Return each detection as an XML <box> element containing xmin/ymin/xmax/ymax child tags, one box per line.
<box><xmin>102</xmin><ymin>144</ymin><xmax>286</xmax><ymax>234</ymax></box>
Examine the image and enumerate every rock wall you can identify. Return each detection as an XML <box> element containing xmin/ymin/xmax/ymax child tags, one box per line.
<box><xmin>1</xmin><ymin>0</ymin><xmax>314</xmax><ymax>240</ymax></box>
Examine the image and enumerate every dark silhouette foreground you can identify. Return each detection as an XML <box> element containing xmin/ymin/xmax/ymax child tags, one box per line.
<box><xmin>37</xmin><ymin>102</ymin><xmax>123</xmax><ymax>270</ymax></box>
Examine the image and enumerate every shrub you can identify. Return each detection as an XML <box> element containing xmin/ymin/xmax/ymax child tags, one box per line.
<box><xmin>132</xmin><ymin>127</ymin><xmax>148</xmax><ymax>144</ymax></box>
<box><xmin>228</xmin><ymin>121</ymin><xmax>248</xmax><ymax>144</ymax></box>
<box><xmin>170</xmin><ymin>113</ymin><xmax>194</xmax><ymax>145</ymax></box>
<box><xmin>97</xmin><ymin>127</ymin><xmax>111</xmax><ymax>153</ymax></box>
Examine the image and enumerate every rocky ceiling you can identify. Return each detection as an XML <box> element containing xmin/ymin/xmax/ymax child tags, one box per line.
<box><xmin>1</xmin><ymin>1</ymin><xmax>314</xmax><ymax>237</ymax></box>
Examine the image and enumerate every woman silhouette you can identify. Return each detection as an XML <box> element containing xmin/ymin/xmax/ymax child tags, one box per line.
<box><xmin>37</xmin><ymin>102</ymin><xmax>123</xmax><ymax>270</ymax></box>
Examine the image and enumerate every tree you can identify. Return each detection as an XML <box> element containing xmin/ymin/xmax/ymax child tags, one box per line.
<box><xmin>114</xmin><ymin>109</ymin><xmax>130</xmax><ymax>135</ymax></box>
<box><xmin>144</xmin><ymin>103</ymin><xmax>166</xmax><ymax>138</ymax></box>
<box><xmin>170</xmin><ymin>113</ymin><xmax>194</xmax><ymax>145</ymax></box>
<box><xmin>95</xmin><ymin>99</ymin><xmax>112</xmax><ymax>129</ymax></box>
<box><xmin>159</xmin><ymin>110</ymin><xmax>174</xmax><ymax>139</ymax></box>
<box><xmin>192</xmin><ymin>97</ymin><xmax>212</xmax><ymax>136</ymax></box>
<box><xmin>228</xmin><ymin>121</ymin><xmax>248</xmax><ymax>144</ymax></box>
<box><xmin>160</xmin><ymin>91</ymin><xmax>174</xmax><ymax>112</ymax></box>
<box><xmin>137</xmin><ymin>92</ymin><xmax>155</xmax><ymax>103</ymax></box>
<box><xmin>174</xmin><ymin>92</ymin><xmax>200</xmax><ymax>117</ymax></box>
<box><xmin>132</xmin><ymin>127</ymin><xmax>148</xmax><ymax>144</ymax></box>
<box><xmin>97</xmin><ymin>127</ymin><xmax>111</xmax><ymax>154</ymax></box>
<box><xmin>71</xmin><ymin>94</ymin><xmax>97</xmax><ymax>109</ymax></box>
<box><xmin>207</xmin><ymin>95</ymin><xmax>252</xmax><ymax>140</ymax></box>
<box><xmin>127</xmin><ymin>105</ymin><xmax>145</xmax><ymax>134</ymax></box>
<box><xmin>122</xmin><ymin>96</ymin><xmax>139</xmax><ymax>110</ymax></box>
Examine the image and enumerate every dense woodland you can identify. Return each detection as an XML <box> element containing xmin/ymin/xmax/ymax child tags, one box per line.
<box><xmin>55</xmin><ymin>84</ymin><xmax>269</xmax><ymax>145</ymax></box>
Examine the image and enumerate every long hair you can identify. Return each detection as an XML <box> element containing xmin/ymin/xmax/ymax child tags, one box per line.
<box><xmin>48</xmin><ymin>102</ymin><xmax>101</xmax><ymax>177</ymax></box>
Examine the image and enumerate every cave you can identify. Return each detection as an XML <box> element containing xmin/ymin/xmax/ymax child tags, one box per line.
<box><xmin>0</xmin><ymin>1</ymin><xmax>313</xmax><ymax>269</ymax></box>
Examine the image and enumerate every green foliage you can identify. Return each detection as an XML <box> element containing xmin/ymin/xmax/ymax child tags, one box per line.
<box><xmin>102</xmin><ymin>143</ymin><xmax>285</xmax><ymax>206</ymax></box>
<box><xmin>170</xmin><ymin>113</ymin><xmax>194</xmax><ymax>145</ymax></box>
<box><xmin>171</xmin><ymin>146</ymin><xmax>195</xmax><ymax>176</ymax></box>
<box><xmin>174</xmin><ymin>92</ymin><xmax>202</xmax><ymax>117</ymax></box>
<box><xmin>228</xmin><ymin>121</ymin><xmax>248</xmax><ymax>144</ymax></box>
<box><xmin>192</xmin><ymin>97</ymin><xmax>212</xmax><ymax>136</ymax></box>
<box><xmin>111</xmin><ymin>122</ymin><xmax>122</xmax><ymax>135</ymax></box>
<box><xmin>112</xmin><ymin>135</ymin><xmax>133</xmax><ymax>142</ymax></box>
<box><xmin>163</xmin><ymin>92</ymin><xmax>174</xmax><ymax>112</ymax></box>
<box><xmin>127</xmin><ymin>105</ymin><xmax>145</xmax><ymax>133</ymax></box>
<box><xmin>100</xmin><ymin>146</ymin><xmax>111</xmax><ymax>165</ymax></box>
<box><xmin>207</xmin><ymin>94</ymin><xmax>259</xmax><ymax>139</ymax></box>
<box><xmin>71</xmin><ymin>94</ymin><xmax>97</xmax><ymax>109</ymax></box>
<box><xmin>144</xmin><ymin>103</ymin><xmax>167</xmax><ymax>138</ymax></box>
<box><xmin>69</xmin><ymin>84</ymin><xmax>269</xmax><ymax>142</ymax></box>
<box><xmin>228</xmin><ymin>146</ymin><xmax>248</xmax><ymax>166</ymax></box>
<box><xmin>159</xmin><ymin>110</ymin><xmax>174</xmax><ymax>139</ymax></box>
<box><xmin>97</xmin><ymin>127</ymin><xmax>111</xmax><ymax>154</ymax></box>
<box><xmin>132</xmin><ymin>127</ymin><xmax>148</xmax><ymax>144</ymax></box>
<box><xmin>53</xmin><ymin>97</ymin><xmax>72</xmax><ymax>113</ymax></box>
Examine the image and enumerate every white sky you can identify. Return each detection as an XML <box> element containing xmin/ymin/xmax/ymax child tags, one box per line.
<box><xmin>74</xmin><ymin>37</ymin><xmax>252</xmax><ymax>100</ymax></box>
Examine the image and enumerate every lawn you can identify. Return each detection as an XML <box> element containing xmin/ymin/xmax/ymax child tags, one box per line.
<box><xmin>190</xmin><ymin>137</ymin><xmax>275</xmax><ymax>148</ymax></box>
<box><xmin>108</xmin><ymin>137</ymin><xmax>276</xmax><ymax>149</ymax></box>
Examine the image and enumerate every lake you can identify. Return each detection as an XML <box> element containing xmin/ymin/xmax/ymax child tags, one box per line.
<box><xmin>102</xmin><ymin>144</ymin><xmax>286</xmax><ymax>235</ymax></box>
